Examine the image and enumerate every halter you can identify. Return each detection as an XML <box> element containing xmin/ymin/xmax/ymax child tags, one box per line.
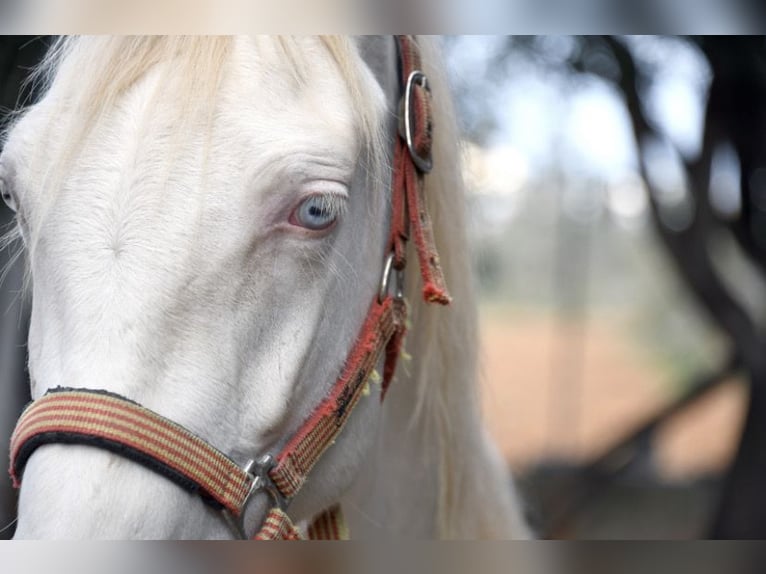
<box><xmin>8</xmin><ymin>35</ymin><xmax>450</xmax><ymax>540</ymax></box>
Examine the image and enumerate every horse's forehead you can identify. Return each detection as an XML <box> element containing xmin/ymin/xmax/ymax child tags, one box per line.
<box><xmin>220</xmin><ymin>39</ymin><xmax>364</xmax><ymax>153</ymax></box>
<box><xmin>8</xmin><ymin>37</ymin><xmax>364</xmax><ymax>160</ymax></box>
<box><xmin>227</xmin><ymin>38</ymin><xmax>349</xmax><ymax>110</ymax></box>
<box><xmin>0</xmin><ymin>41</ymin><xmax>371</xmax><ymax>223</ymax></box>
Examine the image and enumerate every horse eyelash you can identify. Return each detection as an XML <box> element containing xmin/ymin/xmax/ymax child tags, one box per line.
<box><xmin>312</xmin><ymin>193</ymin><xmax>348</xmax><ymax>216</ymax></box>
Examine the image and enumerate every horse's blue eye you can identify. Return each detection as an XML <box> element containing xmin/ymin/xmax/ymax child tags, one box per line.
<box><xmin>293</xmin><ymin>195</ymin><xmax>342</xmax><ymax>231</ymax></box>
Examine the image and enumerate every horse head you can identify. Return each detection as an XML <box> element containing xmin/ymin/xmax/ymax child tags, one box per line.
<box><xmin>0</xmin><ymin>36</ymin><xmax>528</xmax><ymax>539</ymax></box>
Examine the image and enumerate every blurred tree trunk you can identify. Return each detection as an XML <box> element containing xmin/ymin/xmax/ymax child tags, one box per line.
<box><xmin>605</xmin><ymin>35</ymin><xmax>766</xmax><ymax>538</ymax></box>
<box><xmin>694</xmin><ymin>36</ymin><xmax>766</xmax><ymax>539</ymax></box>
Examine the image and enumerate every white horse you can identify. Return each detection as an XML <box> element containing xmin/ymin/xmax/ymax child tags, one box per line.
<box><xmin>0</xmin><ymin>35</ymin><xmax>528</xmax><ymax>539</ymax></box>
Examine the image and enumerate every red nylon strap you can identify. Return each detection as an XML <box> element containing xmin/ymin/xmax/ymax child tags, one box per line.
<box><xmin>389</xmin><ymin>35</ymin><xmax>451</xmax><ymax>305</ymax></box>
<box><xmin>254</xmin><ymin>508</ymin><xmax>304</xmax><ymax>540</ymax></box>
<box><xmin>9</xmin><ymin>389</ymin><xmax>252</xmax><ymax>514</ymax></box>
<box><xmin>269</xmin><ymin>296</ymin><xmax>406</xmax><ymax>499</ymax></box>
<box><xmin>253</xmin><ymin>504</ymin><xmax>348</xmax><ymax>541</ymax></box>
<box><xmin>306</xmin><ymin>504</ymin><xmax>348</xmax><ymax>540</ymax></box>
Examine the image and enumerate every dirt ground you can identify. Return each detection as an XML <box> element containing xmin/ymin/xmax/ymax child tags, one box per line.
<box><xmin>478</xmin><ymin>306</ymin><xmax>747</xmax><ymax>481</ymax></box>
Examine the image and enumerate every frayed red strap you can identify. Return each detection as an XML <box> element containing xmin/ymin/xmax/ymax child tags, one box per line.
<box><xmin>254</xmin><ymin>508</ymin><xmax>303</xmax><ymax>540</ymax></box>
<box><xmin>307</xmin><ymin>504</ymin><xmax>349</xmax><ymax>540</ymax></box>
<box><xmin>389</xmin><ymin>35</ymin><xmax>451</xmax><ymax>305</ymax></box>
<box><xmin>253</xmin><ymin>504</ymin><xmax>348</xmax><ymax>540</ymax></box>
<box><xmin>400</xmin><ymin>140</ymin><xmax>451</xmax><ymax>305</ymax></box>
<box><xmin>270</xmin><ymin>296</ymin><xmax>406</xmax><ymax>498</ymax></box>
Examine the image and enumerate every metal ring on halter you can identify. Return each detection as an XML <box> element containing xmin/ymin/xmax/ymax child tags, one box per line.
<box><xmin>379</xmin><ymin>252</ymin><xmax>405</xmax><ymax>303</ymax></box>
<box><xmin>403</xmin><ymin>70</ymin><xmax>433</xmax><ymax>174</ymax></box>
<box><xmin>222</xmin><ymin>454</ymin><xmax>287</xmax><ymax>540</ymax></box>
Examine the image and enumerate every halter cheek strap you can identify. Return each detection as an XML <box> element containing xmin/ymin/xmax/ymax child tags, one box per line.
<box><xmin>8</xmin><ymin>35</ymin><xmax>449</xmax><ymax>540</ymax></box>
<box><xmin>389</xmin><ymin>37</ymin><xmax>451</xmax><ymax>305</ymax></box>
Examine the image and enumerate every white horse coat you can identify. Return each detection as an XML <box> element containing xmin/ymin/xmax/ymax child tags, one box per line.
<box><xmin>0</xmin><ymin>36</ymin><xmax>528</xmax><ymax>539</ymax></box>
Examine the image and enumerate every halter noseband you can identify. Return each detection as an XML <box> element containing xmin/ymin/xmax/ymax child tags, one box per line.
<box><xmin>8</xmin><ymin>35</ymin><xmax>450</xmax><ymax>540</ymax></box>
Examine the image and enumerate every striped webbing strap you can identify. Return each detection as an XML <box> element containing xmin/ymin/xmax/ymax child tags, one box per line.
<box><xmin>255</xmin><ymin>504</ymin><xmax>347</xmax><ymax>541</ymax></box>
<box><xmin>10</xmin><ymin>388</ymin><xmax>252</xmax><ymax>511</ymax></box>
<box><xmin>9</xmin><ymin>387</ymin><xmax>354</xmax><ymax>540</ymax></box>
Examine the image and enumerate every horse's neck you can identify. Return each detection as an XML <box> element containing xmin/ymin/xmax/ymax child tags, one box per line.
<box><xmin>342</xmin><ymin>367</ymin><xmax>443</xmax><ymax>538</ymax></box>
<box><xmin>343</xmin><ymin>360</ymin><xmax>531</xmax><ymax>539</ymax></box>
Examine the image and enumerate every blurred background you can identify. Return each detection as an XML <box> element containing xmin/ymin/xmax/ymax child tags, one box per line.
<box><xmin>2</xmin><ymin>36</ymin><xmax>766</xmax><ymax>540</ymax></box>
<box><xmin>444</xmin><ymin>36</ymin><xmax>766</xmax><ymax>539</ymax></box>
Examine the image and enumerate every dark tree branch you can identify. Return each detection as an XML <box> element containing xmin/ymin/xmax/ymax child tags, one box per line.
<box><xmin>604</xmin><ymin>34</ymin><xmax>766</xmax><ymax>539</ymax></box>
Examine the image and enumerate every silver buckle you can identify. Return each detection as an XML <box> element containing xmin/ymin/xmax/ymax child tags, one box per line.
<box><xmin>403</xmin><ymin>70</ymin><xmax>433</xmax><ymax>173</ymax></box>
<box><xmin>379</xmin><ymin>251</ymin><xmax>405</xmax><ymax>303</ymax></box>
<box><xmin>223</xmin><ymin>454</ymin><xmax>287</xmax><ymax>539</ymax></box>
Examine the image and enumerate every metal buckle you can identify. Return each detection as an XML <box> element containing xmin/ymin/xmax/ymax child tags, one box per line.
<box><xmin>223</xmin><ymin>454</ymin><xmax>287</xmax><ymax>540</ymax></box>
<box><xmin>379</xmin><ymin>252</ymin><xmax>405</xmax><ymax>303</ymax></box>
<box><xmin>403</xmin><ymin>70</ymin><xmax>433</xmax><ymax>173</ymax></box>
